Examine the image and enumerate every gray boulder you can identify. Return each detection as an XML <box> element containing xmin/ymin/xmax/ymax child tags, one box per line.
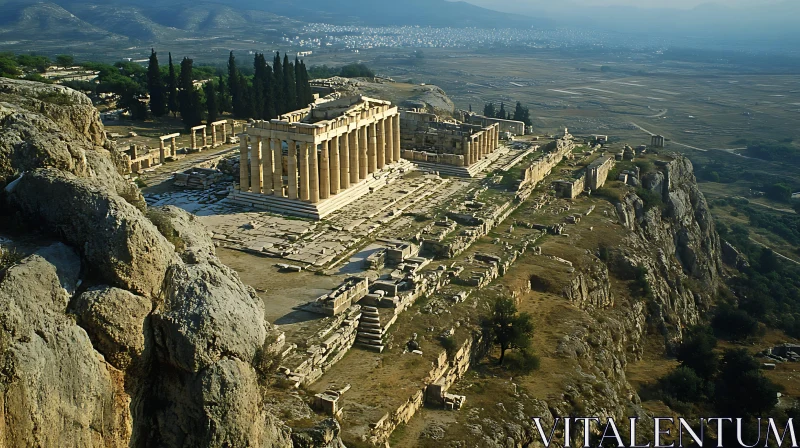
<box><xmin>5</xmin><ymin>168</ymin><xmax>176</xmax><ymax>298</ymax></box>
<box><xmin>0</xmin><ymin>244</ymin><xmax>131</xmax><ymax>447</ymax></box>
<box><xmin>153</xmin><ymin>257</ymin><xmax>269</xmax><ymax>372</ymax></box>
<box><xmin>72</xmin><ymin>286</ymin><xmax>151</xmax><ymax>370</ymax></box>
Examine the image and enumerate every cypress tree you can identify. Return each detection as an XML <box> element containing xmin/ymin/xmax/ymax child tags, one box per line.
<box><xmin>264</xmin><ymin>63</ymin><xmax>276</xmax><ymax>119</ymax></box>
<box><xmin>295</xmin><ymin>56</ymin><xmax>303</xmax><ymax>108</ymax></box>
<box><xmin>300</xmin><ymin>60</ymin><xmax>313</xmax><ymax>106</ymax></box>
<box><xmin>147</xmin><ymin>49</ymin><xmax>166</xmax><ymax>116</ymax></box>
<box><xmin>283</xmin><ymin>54</ymin><xmax>296</xmax><ymax>112</ymax></box>
<box><xmin>483</xmin><ymin>103</ymin><xmax>496</xmax><ymax>118</ymax></box>
<box><xmin>228</xmin><ymin>51</ymin><xmax>244</xmax><ymax>118</ymax></box>
<box><xmin>178</xmin><ymin>57</ymin><xmax>203</xmax><ymax>128</ymax></box>
<box><xmin>217</xmin><ymin>75</ymin><xmax>231</xmax><ymax>113</ymax></box>
<box><xmin>273</xmin><ymin>52</ymin><xmax>285</xmax><ymax>114</ymax></box>
<box><xmin>498</xmin><ymin>102</ymin><xmax>507</xmax><ymax>120</ymax></box>
<box><xmin>205</xmin><ymin>79</ymin><xmax>218</xmax><ymax>124</ymax></box>
<box><xmin>167</xmin><ymin>52</ymin><xmax>179</xmax><ymax>117</ymax></box>
<box><xmin>253</xmin><ymin>53</ymin><xmax>266</xmax><ymax>119</ymax></box>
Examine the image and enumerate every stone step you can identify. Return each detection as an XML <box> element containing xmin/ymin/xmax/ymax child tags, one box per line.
<box><xmin>361</xmin><ymin>316</ymin><xmax>380</xmax><ymax>324</ymax></box>
<box><xmin>356</xmin><ymin>343</ymin><xmax>385</xmax><ymax>353</ymax></box>
<box><xmin>359</xmin><ymin>322</ymin><xmax>382</xmax><ymax>330</ymax></box>
<box><xmin>356</xmin><ymin>337</ymin><xmax>384</xmax><ymax>346</ymax></box>
<box><xmin>358</xmin><ymin>327</ymin><xmax>383</xmax><ymax>336</ymax></box>
<box><xmin>361</xmin><ymin>311</ymin><xmax>380</xmax><ymax>318</ymax></box>
<box><xmin>357</xmin><ymin>332</ymin><xmax>382</xmax><ymax>341</ymax></box>
<box><xmin>361</xmin><ymin>306</ymin><xmax>379</xmax><ymax>313</ymax></box>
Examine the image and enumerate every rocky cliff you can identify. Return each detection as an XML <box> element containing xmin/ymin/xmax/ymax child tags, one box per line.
<box><xmin>0</xmin><ymin>78</ymin><xmax>341</xmax><ymax>447</ymax></box>
<box><xmin>452</xmin><ymin>155</ymin><xmax>724</xmax><ymax>447</ymax></box>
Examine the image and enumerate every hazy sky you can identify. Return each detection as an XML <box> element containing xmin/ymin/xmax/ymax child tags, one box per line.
<box><xmin>464</xmin><ymin>0</ymin><xmax>784</xmax><ymax>10</ymax></box>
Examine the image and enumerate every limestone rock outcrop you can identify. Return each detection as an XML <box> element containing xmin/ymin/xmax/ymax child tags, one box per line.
<box><xmin>0</xmin><ymin>244</ymin><xmax>131</xmax><ymax>447</ymax></box>
<box><xmin>5</xmin><ymin>168</ymin><xmax>175</xmax><ymax>299</ymax></box>
<box><xmin>72</xmin><ymin>286</ymin><xmax>151</xmax><ymax>371</ymax></box>
<box><xmin>0</xmin><ymin>78</ymin><xmax>333</xmax><ymax>447</ymax></box>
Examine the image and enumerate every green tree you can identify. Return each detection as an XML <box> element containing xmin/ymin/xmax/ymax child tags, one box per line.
<box><xmin>513</xmin><ymin>101</ymin><xmax>532</xmax><ymax>126</ymax></box>
<box><xmin>147</xmin><ymin>49</ymin><xmax>167</xmax><ymax>117</ymax></box>
<box><xmin>16</xmin><ymin>54</ymin><xmax>50</xmax><ymax>73</ymax></box>
<box><xmin>178</xmin><ymin>57</ymin><xmax>203</xmax><ymax>128</ymax></box>
<box><xmin>55</xmin><ymin>54</ymin><xmax>74</xmax><ymax>68</ymax></box>
<box><xmin>0</xmin><ymin>54</ymin><xmax>21</xmax><ymax>78</ymax></box>
<box><xmin>711</xmin><ymin>305</ymin><xmax>759</xmax><ymax>341</ymax></box>
<box><xmin>483</xmin><ymin>103</ymin><xmax>496</xmax><ymax>118</ymax></box>
<box><xmin>217</xmin><ymin>75</ymin><xmax>231</xmax><ymax>114</ymax></box>
<box><xmin>485</xmin><ymin>297</ymin><xmax>534</xmax><ymax>365</ymax></box>
<box><xmin>676</xmin><ymin>325</ymin><xmax>718</xmax><ymax>381</ymax></box>
<box><xmin>167</xmin><ymin>52</ymin><xmax>179</xmax><ymax>117</ymax></box>
<box><xmin>299</xmin><ymin>60</ymin><xmax>313</xmax><ymax>106</ymax></box>
<box><xmin>229</xmin><ymin>51</ymin><xmax>246</xmax><ymax>119</ymax></box>
<box><xmin>659</xmin><ymin>366</ymin><xmax>704</xmax><ymax>402</ymax></box>
<box><xmin>766</xmin><ymin>183</ymin><xmax>792</xmax><ymax>202</ymax></box>
<box><xmin>273</xmin><ymin>52</ymin><xmax>285</xmax><ymax>115</ymax></box>
<box><xmin>714</xmin><ymin>349</ymin><xmax>779</xmax><ymax>416</ymax></box>
<box><xmin>498</xmin><ymin>102</ymin><xmax>507</xmax><ymax>120</ymax></box>
<box><xmin>205</xmin><ymin>79</ymin><xmax>218</xmax><ymax>124</ymax></box>
<box><xmin>283</xmin><ymin>54</ymin><xmax>296</xmax><ymax>112</ymax></box>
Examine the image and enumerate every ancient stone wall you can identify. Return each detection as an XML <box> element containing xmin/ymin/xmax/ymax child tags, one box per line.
<box><xmin>586</xmin><ymin>155</ymin><xmax>615</xmax><ymax>190</ymax></box>
<box><xmin>554</xmin><ymin>175</ymin><xmax>586</xmax><ymax>199</ymax></box>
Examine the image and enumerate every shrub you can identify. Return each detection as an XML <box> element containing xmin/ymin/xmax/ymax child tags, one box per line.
<box><xmin>635</xmin><ymin>187</ymin><xmax>663</xmax><ymax>212</ymax></box>
<box><xmin>711</xmin><ymin>306</ymin><xmax>760</xmax><ymax>341</ymax></box>
<box><xmin>660</xmin><ymin>366</ymin><xmax>704</xmax><ymax>402</ymax></box>
<box><xmin>504</xmin><ymin>349</ymin><xmax>540</xmax><ymax>374</ymax></box>
<box><xmin>0</xmin><ymin>246</ymin><xmax>23</xmax><ymax>272</ymax></box>
<box><xmin>440</xmin><ymin>335</ymin><xmax>457</xmax><ymax>357</ymax></box>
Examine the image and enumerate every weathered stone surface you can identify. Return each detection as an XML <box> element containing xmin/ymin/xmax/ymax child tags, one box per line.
<box><xmin>73</xmin><ymin>286</ymin><xmax>151</xmax><ymax>370</ymax></box>
<box><xmin>721</xmin><ymin>239</ymin><xmax>750</xmax><ymax>271</ymax></box>
<box><xmin>149</xmin><ymin>358</ymin><xmax>293</xmax><ymax>448</ymax></box>
<box><xmin>292</xmin><ymin>419</ymin><xmax>346</xmax><ymax>448</ymax></box>
<box><xmin>153</xmin><ymin>257</ymin><xmax>269</xmax><ymax>372</ymax></box>
<box><xmin>6</xmin><ymin>168</ymin><xmax>175</xmax><ymax>298</ymax></box>
<box><xmin>0</xmin><ymin>244</ymin><xmax>131</xmax><ymax>447</ymax></box>
<box><xmin>151</xmin><ymin>205</ymin><xmax>215</xmax><ymax>263</ymax></box>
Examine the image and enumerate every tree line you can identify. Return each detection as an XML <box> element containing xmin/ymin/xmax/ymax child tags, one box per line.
<box><xmin>481</xmin><ymin>101</ymin><xmax>532</xmax><ymax>126</ymax></box>
<box><xmin>145</xmin><ymin>50</ymin><xmax>315</xmax><ymax>129</ymax></box>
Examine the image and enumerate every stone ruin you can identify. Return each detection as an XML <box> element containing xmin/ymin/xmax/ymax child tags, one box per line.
<box><xmin>399</xmin><ymin>110</ymin><xmax>500</xmax><ymax>177</ymax></box>
<box><xmin>229</xmin><ymin>95</ymin><xmax>406</xmax><ymax>220</ymax></box>
<box><xmin>173</xmin><ymin>167</ymin><xmax>223</xmax><ymax>190</ymax></box>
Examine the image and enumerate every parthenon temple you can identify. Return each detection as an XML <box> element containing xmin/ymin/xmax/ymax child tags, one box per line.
<box><xmin>228</xmin><ymin>96</ymin><xmax>406</xmax><ymax>219</ymax></box>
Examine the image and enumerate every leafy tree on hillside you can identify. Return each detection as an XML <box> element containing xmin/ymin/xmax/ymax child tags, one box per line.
<box><xmin>17</xmin><ymin>54</ymin><xmax>50</xmax><ymax>73</ymax></box>
<box><xmin>498</xmin><ymin>102</ymin><xmax>507</xmax><ymax>120</ymax></box>
<box><xmin>339</xmin><ymin>63</ymin><xmax>374</xmax><ymax>78</ymax></box>
<box><xmin>513</xmin><ymin>101</ymin><xmax>532</xmax><ymax>126</ymax></box>
<box><xmin>217</xmin><ymin>74</ymin><xmax>231</xmax><ymax>114</ymax></box>
<box><xmin>484</xmin><ymin>297</ymin><xmax>534</xmax><ymax>365</ymax></box>
<box><xmin>55</xmin><ymin>54</ymin><xmax>74</xmax><ymax>68</ymax></box>
<box><xmin>147</xmin><ymin>49</ymin><xmax>167</xmax><ymax>117</ymax></box>
<box><xmin>711</xmin><ymin>305</ymin><xmax>760</xmax><ymax>341</ymax></box>
<box><xmin>167</xmin><ymin>53</ymin><xmax>179</xmax><ymax>117</ymax></box>
<box><xmin>714</xmin><ymin>349</ymin><xmax>779</xmax><ymax>416</ymax></box>
<box><xmin>0</xmin><ymin>54</ymin><xmax>21</xmax><ymax>78</ymax></box>
<box><xmin>766</xmin><ymin>183</ymin><xmax>792</xmax><ymax>202</ymax></box>
<box><xmin>676</xmin><ymin>325</ymin><xmax>718</xmax><ymax>380</ymax></box>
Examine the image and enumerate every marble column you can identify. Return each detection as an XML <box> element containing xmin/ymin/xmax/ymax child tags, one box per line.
<box><xmin>262</xmin><ymin>136</ymin><xmax>273</xmax><ymax>195</ymax></box>
<box><xmin>288</xmin><ymin>140</ymin><xmax>298</xmax><ymax>200</ymax></box>
<box><xmin>159</xmin><ymin>140</ymin><xmax>166</xmax><ymax>164</ymax></box>
<box><xmin>340</xmin><ymin>134</ymin><xmax>350</xmax><ymax>190</ymax></box>
<box><xmin>309</xmin><ymin>143</ymin><xmax>320</xmax><ymax>203</ymax></box>
<box><xmin>191</xmin><ymin>131</ymin><xmax>197</xmax><ymax>150</ymax></box>
<box><xmin>376</xmin><ymin>119</ymin><xmax>386</xmax><ymax>170</ymax></box>
<box><xmin>466</xmin><ymin>140</ymin><xmax>473</xmax><ymax>166</ymax></box>
<box><xmin>320</xmin><ymin>140</ymin><xmax>330</xmax><ymax>200</ymax></box>
<box><xmin>202</xmin><ymin>128</ymin><xmax>208</xmax><ymax>147</ymax></box>
<box><xmin>222</xmin><ymin>124</ymin><xmax>228</xmax><ymax>144</ymax></box>
<box><xmin>367</xmin><ymin>123</ymin><xmax>377</xmax><ymax>174</ymax></box>
<box><xmin>272</xmin><ymin>139</ymin><xmax>283</xmax><ymax>196</ymax></box>
<box><xmin>350</xmin><ymin>129</ymin><xmax>360</xmax><ymax>185</ymax></box>
<box><xmin>393</xmin><ymin>115</ymin><xmax>401</xmax><ymax>161</ymax></box>
<box><xmin>330</xmin><ymin>137</ymin><xmax>340</xmax><ymax>195</ymax></box>
<box><xmin>299</xmin><ymin>142</ymin><xmax>310</xmax><ymax>201</ymax></box>
<box><xmin>171</xmin><ymin>138</ymin><xmax>176</xmax><ymax>158</ymax></box>
<box><xmin>359</xmin><ymin>125</ymin><xmax>368</xmax><ymax>179</ymax></box>
<box><xmin>211</xmin><ymin>125</ymin><xmax>217</xmax><ymax>146</ymax></box>
<box><xmin>239</xmin><ymin>136</ymin><xmax>250</xmax><ymax>191</ymax></box>
<box><xmin>385</xmin><ymin>117</ymin><xmax>394</xmax><ymax>164</ymax></box>
<box><xmin>251</xmin><ymin>136</ymin><xmax>263</xmax><ymax>193</ymax></box>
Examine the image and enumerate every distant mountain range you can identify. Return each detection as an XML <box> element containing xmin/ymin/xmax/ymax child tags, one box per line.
<box><xmin>0</xmin><ymin>0</ymin><xmax>539</xmax><ymax>45</ymax></box>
